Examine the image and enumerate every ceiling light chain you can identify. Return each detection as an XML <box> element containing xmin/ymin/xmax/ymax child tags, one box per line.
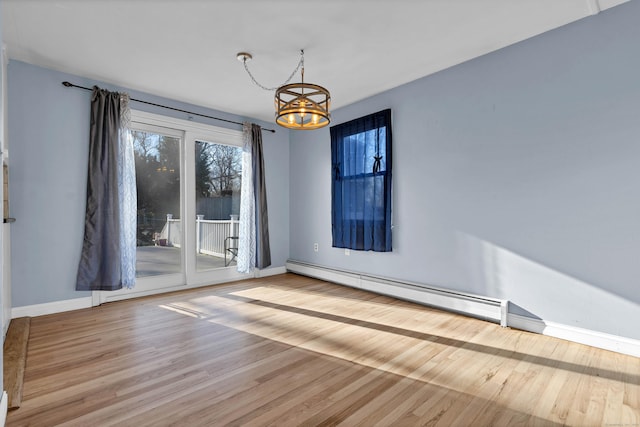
<box><xmin>237</xmin><ymin>49</ymin><xmax>330</xmax><ymax>130</ymax></box>
<box><xmin>239</xmin><ymin>50</ymin><xmax>305</xmax><ymax>92</ymax></box>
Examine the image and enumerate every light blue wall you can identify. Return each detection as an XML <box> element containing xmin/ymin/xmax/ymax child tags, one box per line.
<box><xmin>290</xmin><ymin>2</ymin><xmax>640</xmax><ymax>339</ymax></box>
<box><xmin>0</xmin><ymin>1</ymin><xmax>4</xmax><ymax>391</ymax></box>
<box><xmin>7</xmin><ymin>61</ymin><xmax>290</xmax><ymax>307</ymax></box>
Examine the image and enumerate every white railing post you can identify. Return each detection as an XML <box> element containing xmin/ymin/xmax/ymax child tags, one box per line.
<box><xmin>166</xmin><ymin>214</ymin><xmax>173</xmax><ymax>246</ymax></box>
<box><xmin>230</xmin><ymin>214</ymin><xmax>239</xmax><ymax>238</ymax></box>
<box><xmin>196</xmin><ymin>214</ymin><xmax>204</xmax><ymax>254</ymax></box>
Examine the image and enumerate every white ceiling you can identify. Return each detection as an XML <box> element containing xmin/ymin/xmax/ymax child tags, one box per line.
<box><xmin>1</xmin><ymin>0</ymin><xmax>629</xmax><ymax>124</ymax></box>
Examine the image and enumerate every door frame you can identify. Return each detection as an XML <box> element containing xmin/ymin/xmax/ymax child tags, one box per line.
<box><xmin>93</xmin><ymin>110</ymin><xmax>250</xmax><ymax>305</ymax></box>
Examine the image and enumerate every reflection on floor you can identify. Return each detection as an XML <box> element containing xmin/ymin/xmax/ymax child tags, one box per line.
<box><xmin>136</xmin><ymin>245</ymin><xmax>235</xmax><ymax>277</ymax></box>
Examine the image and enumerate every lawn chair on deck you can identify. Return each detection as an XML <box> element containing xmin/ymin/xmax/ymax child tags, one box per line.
<box><xmin>224</xmin><ymin>236</ymin><xmax>238</xmax><ymax>266</ymax></box>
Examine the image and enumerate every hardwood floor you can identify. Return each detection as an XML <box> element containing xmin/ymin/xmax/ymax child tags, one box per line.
<box><xmin>7</xmin><ymin>273</ymin><xmax>640</xmax><ymax>426</ymax></box>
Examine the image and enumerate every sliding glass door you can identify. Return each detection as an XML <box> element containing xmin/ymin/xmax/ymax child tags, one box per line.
<box><xmin>194</xmin><ymin>140</ymin><xmax>242</xmax><ymax>272</ymax></box>
<box><xmin>93</xmin><ymin>111</ymin><xmax>246</xmax><ymax>304</ymax></box>
<box><xmin>132</xmin><ymin>128</ymin><xmax>183</xmax><ymax>278</ymax></box>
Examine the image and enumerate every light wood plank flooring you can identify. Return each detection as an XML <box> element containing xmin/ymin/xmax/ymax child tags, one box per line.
<box><xmin>7</xmin><ymin>273</ymin><xmax>640</xmax><ymax>426</ymax></box>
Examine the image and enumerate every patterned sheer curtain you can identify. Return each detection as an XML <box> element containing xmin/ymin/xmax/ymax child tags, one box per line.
<box><xmin>118</xmin><ymin>101</ymin><xmax>137</xmax><ymax>288</ymax></box>
<box><xmin>76</xmin><ymin>87</ymin><xmax>137</xmax><ymax>291</ymax></box>
<box><xmin>237</xmin><ymin>122</ymin><xmax>271</xmax><ymax>273</ymax></box>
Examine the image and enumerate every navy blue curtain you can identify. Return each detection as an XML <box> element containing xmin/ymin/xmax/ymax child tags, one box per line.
<box><xmin>331</xmin><ymin>109</ymin><xmax>392</xmax><ymax>252</ymax></box>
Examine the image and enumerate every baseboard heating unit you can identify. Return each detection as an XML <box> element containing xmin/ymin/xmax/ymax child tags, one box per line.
<box><xmin>286</xmin><ymin>260</ymin><xmax>508</xmax><ymax>326</ymax></box>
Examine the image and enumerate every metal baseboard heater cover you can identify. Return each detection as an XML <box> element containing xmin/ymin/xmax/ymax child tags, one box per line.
<box><xmin>286</xmin><ymin>260</ymin><xmax>508</xmax><ymax>326</ymax></box>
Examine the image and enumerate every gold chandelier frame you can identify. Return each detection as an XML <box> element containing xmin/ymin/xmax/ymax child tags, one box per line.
<box><xmin>239</xmin><ymin>50</ymin><xmax>331</xmax><ymax>130</ymax></box>
<box><xmin>275</xmin><ymin>79</ymin><xmax>330</xmax><ymax>130</ymax></box>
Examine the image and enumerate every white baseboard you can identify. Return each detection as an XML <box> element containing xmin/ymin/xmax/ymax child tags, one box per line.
<box><xmin>11</xmin><ymin>267</ymin><xmax>288</xmax><ymax>318</ymax></box>
<box><xmin>286</xmin><ymin>259</ymin><xmax>640</xmax><ymax>358</ymax></box>
<box><xmin>99</xmin><ymin>266</ymin><xmax>287</xmax><ymax>304</ymax></box>
<box><xmin>507</xmin><ymin>313</ymin><xmax>640</xmax><ymax>358</ymax></box>
<box><xmin>12</xmin><ymin>297</ymin><xmax>92</xmax><ymax>318</ymax></box>
<box><xmin>14</xmin><ymin>265</ymin><xmax>637</xmax><ymax>358</ymax></box>
<box><xmin>255</xmin><ymin>266</ymin><xmax>287</xmax><ymax>278</ymax></box>
<box><xmin>286</xmin><ymin>259</ymin><xmax>507</xmax><ymax>325</ymax></box>
<box><xmin>0</xmin><ymin>391</ymin><xmax>8</xmax><ymax>427</ymax></box>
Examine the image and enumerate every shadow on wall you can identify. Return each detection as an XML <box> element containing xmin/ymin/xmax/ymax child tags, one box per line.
<box><xmin>457</xmin><ymin>232</ymin><xmax>640</xmax><ymax>338</ymax></box>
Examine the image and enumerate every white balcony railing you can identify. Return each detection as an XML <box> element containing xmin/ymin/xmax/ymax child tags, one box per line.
<box><xmin>158</xmin><ymin>214</ymin><xmax>239</xmax><ymax>258</ymax></box>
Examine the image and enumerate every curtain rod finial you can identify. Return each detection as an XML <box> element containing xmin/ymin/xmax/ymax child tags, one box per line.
<box><xmin>62</xmin><ymin>81</ymin><xmax>73</xmax><ymax>87</ymax></box>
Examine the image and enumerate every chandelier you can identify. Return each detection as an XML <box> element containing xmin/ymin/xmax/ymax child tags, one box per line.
<box><xmin>237</xmin><ymin>50</ymin><xmax>331</xmax><ymax>130</ymax></box>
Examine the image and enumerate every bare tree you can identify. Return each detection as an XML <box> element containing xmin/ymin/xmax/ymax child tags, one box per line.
<box><xmin>208</xmin><ymin>144</ymin><xmax>241</xmax><ymax>196</ymax></box>
<box><xmin>132</xmin><ymin>130</ymin><xmax>157</xmax><ymax>159</ymax></box>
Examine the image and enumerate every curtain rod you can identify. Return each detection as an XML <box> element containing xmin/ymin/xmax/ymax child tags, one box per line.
<box><xmin>61</xmin><ymin>81</ymin><xmax>276</xmax><ymax>133</ymax></box>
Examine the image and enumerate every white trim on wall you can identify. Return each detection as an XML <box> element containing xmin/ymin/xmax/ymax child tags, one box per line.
<box><xmin>11</xmin><ymin>267</ymin><xmax>286</xmax><ymax>317</ymax></box>
<box><xmin>287</xmin><ymin>259</ymin><xmax>640</xmax><ymax>358</ymax></box>
<box><xmin>507</xmin><ymin>313</ymin><xmax>640</xmax><ymax>358</ymax></box>
<box><xmin>14</xmin><ymin>263</ymin><xmax>638</xmax><ymax>358</ymax></box>
<box><xmin>11</xmin><ymin>297</ymin><xmax>92</xmax><ymax>318</ymax></box>
<box><xmin>254</xmin><ymin>266</ymin><xmax>287</xmax><ymax>278</ymax></box>
<box><xmin>96</xmin><ymin>270</ymin><xmax>249</xmax><ymax>305</ymax></box>
<box><xmin>286</xmin><ymin>259</ymin><xmax>508</xmax><ymax>325</ymax></box>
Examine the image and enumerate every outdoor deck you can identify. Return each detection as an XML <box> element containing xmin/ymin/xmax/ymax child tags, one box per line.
<box><xmin>136</xmin><ymin>246</ymin><xmax>235</xmax><ymax>277</ymax></box>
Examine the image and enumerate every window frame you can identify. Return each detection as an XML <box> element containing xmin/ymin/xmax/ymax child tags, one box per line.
<box><xmin>330</xmin><ymin>109</ymin><xmax>393</xmax><ymax>252</ymax></box>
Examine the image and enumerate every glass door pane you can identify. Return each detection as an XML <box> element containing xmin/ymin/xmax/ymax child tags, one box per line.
<box><xmin>194</xmin><ymin>140</ymin><xmax>242</xmax><ymax>272</ymax></box>
<box><xmin>133</xmin><ymin>130</ymin><xmax>182</xmax><ymax>277</ymax></box>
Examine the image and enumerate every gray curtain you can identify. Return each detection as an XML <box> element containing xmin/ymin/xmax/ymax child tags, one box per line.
<box><xmin>76</xmin><ymin>87</ymin><xmax>125</xmax><ymax>291</ymax></box>
<box><xmin>250</xmin><ymin>123</ymin><xmax>271</xmax><ymax>269</ymax></box>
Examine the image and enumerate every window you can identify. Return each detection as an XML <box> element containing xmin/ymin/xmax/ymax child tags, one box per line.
<box><xmin>331</xmin><ymin>109</ymin><xmax>392</xmax><ymax>252</ymax></box>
